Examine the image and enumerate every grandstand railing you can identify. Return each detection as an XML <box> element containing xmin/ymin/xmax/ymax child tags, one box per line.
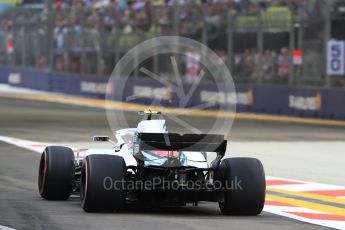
<box><xmin>0</xmin><ymin>2</ymin><xmax>337</xmax><ymax>88</ymax></box>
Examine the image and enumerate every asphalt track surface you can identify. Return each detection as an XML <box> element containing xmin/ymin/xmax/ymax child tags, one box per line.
<box><xmin>0</xmin><ymin>97</ymin><xmax>344</xmax><ymax>230</ymax></box>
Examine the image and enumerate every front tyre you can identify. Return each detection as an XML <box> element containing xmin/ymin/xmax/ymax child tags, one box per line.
<box><xmin>219</xmin><ymin>157</ymin><xmax>266</xmax><ymax>215</ymax></box>
<box><xmin>38</xmin><ymin>146</ymin><xmax>75</xmax><ymax>200</ymax></box>
<box><xmin>80</xmin><ymin>154</ymin><xmax>127</xmax><ymax>212</ymax></box>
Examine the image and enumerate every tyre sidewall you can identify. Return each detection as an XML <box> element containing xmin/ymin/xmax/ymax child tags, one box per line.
<box><xmin>219</xmin><ymin>157</ymin><xmax>266</xmax><ymax>215</ymax></box>
<box><xmin>38</xmin><ymin>146</ymin><xmax>75</xmax><ymax>200</ymax></box>
<box><xmin>81</xmin><ymin>154</ymin><xmax>127</xmax><ymax>212</ymax></box>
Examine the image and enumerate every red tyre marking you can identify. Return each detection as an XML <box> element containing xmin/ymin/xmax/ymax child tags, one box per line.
<box><xmin>81</xmin><ymin>160</ymin><xmax>88</xmax><ymax>208</ymax></box>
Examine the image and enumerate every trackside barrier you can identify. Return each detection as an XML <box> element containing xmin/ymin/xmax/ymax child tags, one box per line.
<box><xmin>0</xmin><ymin>66</ymin><xmax>14</xmax><ymax>84</ymax></box>
<box><xmin>3</xmin><ymin>66</ymin><xmax>345</xmax><ymax>120</ymax></box>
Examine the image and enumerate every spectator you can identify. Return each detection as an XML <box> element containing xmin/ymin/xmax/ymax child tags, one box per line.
<box><xmin>0</xmin><ymin>0</ymin><xmax>331</xmax><ymax>83</ymax></box>
<box><xmin>261</xmin><ymin>50</ymin><xmax>276</xmax><ymax>81</ymax></box>
<box><xmin>53</xmin><ymin>17</ymin><xmax>67</xmax><ymax>53</ymax></box>
<box><xmin>185</xmin><ymin>47</ymin><xmax>201</xmax><ymax>83</ymax></box>
<box><xmin>37</xmin><ymin>55</ymin><xmax>46</xmax><ymax>69</ymax></box>
<box><xmin>277</xmin><ymin>47</ymin><xmax>290</xmax><ymax>81</ymax></box>
<box><xmin>242</xmin><ymin>49</ymin><xmax>255</xmax><ymax>81</ymax></box>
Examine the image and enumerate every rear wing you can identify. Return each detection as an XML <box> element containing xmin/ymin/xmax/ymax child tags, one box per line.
<box><xmin>135</xmin><ymin>133</ymin><xmax>227</xmax><ymax>156</ymax></box>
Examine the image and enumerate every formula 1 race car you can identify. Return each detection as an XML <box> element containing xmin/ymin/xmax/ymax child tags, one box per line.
<box><xmin>38</xmin><ymin>110</ymin><xmax>266</xmax><ymax>214</ymax></box>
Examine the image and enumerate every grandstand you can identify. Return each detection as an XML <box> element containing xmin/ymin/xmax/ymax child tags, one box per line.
<box><xmin>0</xmin><ymin>0</ymin><xmax>343</xmax><ymax>87</ymax></box>
<box><xmin>0</xmin><ymin>0</ymin><xmax>22</xmax><ymax>13</ymax></box>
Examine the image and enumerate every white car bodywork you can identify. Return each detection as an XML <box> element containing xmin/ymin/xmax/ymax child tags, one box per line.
<box><xmin>84</xmin><ymin>119</ymin><xmax>209</xmax><ymax>168</ymax></box>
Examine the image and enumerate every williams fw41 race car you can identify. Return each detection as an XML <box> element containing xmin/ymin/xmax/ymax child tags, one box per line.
<box><xmin>38</xmin><ymin>110</ymin><xmax>266</xmax><ymax>214</ymax></box>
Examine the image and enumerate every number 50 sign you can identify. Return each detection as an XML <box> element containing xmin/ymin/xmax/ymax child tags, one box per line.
<box><xmin>327</xmin><ymin>40</ymin><xmax>345</xmax><ymax>75</ymax></box>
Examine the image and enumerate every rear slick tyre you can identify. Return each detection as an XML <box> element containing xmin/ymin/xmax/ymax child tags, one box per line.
<box><xmin>219</xmin><ymin>157</ymin><xmax>266</xmax><ymax>215</ymax></box>
<box><xmin>80</xmin><ymin>154</ymin><xmax>127</xmax><ymax>212</ymax></box>
<box><xmin>38</xmin><ymin>146</ymin><xmax>75</xmax><ymax>200</ymax></box>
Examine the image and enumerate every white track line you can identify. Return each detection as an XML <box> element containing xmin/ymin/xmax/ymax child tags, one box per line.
<box><xmin>0</xmin><ymin>225</ymin><xmax>16</xmax><ymax>230</ymax></box>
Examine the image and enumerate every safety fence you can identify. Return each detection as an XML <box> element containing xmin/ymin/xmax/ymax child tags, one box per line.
<box><xmin>0</xmin><ymin>2</ymin><xmax>339</xmax><ymax>88</ymax></box>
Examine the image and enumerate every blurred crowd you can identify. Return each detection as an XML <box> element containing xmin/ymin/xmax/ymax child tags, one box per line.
<box><xmin>0</xmin><ymin>0</ymin><xmax>336</xmax><ymax>85</ymax></box>
<box><xmin>48</xmin><ymin>0</ymin><xmax>331</xmax><ymax>15</ymax></box>
<box><xmin>234</xmin><ymin>47</ymin><xmax>293</xmax><ymax>83</ymax></box>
